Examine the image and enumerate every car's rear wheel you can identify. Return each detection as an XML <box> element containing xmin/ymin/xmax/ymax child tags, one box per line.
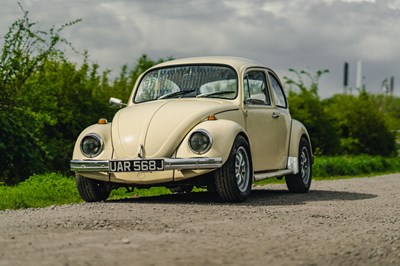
<box><xmin>75</xmin><ymin>173</ymin><xmax>111</xmax><ymax>202</ymax></box>
<box><xmin>285</xmin><ymin>137</ymin><xmax>312</xmax><ymax>193</ymax></box>
<box><xmin>214</xmin><ymin>135</ymin><xmax>253</xmax><ymax>202</ymax></box>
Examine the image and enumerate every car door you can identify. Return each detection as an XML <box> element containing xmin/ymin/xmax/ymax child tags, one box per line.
<box><xmin>243</xmin><ymin>69</ymin><xmax>291</xmax><ymax>172</ymax></box>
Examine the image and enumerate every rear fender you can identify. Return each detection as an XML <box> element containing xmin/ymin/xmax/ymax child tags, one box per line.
<box><xmin>289</xmin><ymin>120</ymin><xmax>313</xmax><ymax>159</ymax></box>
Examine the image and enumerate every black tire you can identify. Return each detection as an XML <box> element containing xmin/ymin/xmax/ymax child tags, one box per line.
<box><xmin>285</xmin><ymin>137</ymin><xmax>312</xmax><ymax>193</ymax></box>
<box><xmin>75</xmin><ymin>173</ymin><xmax>111</xmax><ymax>202</ymax></box>
<box><xmin>214</xmin><ymin>135</ymin><xmax>253</xmax><ymax>202</ymax></box>
<box><xmin>169</xmin><ymin>185</ymin><xmax>194</xmax><ymax>194</ymax></box>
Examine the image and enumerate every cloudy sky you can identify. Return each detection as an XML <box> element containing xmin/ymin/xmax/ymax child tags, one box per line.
<box><xmin>1</xmin><ymin>0</ymin><xmax>399</xmax><ymax>97</ymax></box>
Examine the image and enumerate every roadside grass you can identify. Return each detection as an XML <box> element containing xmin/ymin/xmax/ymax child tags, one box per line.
<box><xmin>0</xmin><ymin>174</ymin><xmax>172</xmax><ymax>210</ymax></box>
<box><xmin>1</xmin><ymin>155</ymin><xmax>399</xmax><ymax>211</ymax></box>
<box><xmin>109</xmin><ymin>187</ymin><xmax>171</xmax><ymax>200</ymax></box>
<box><xmin>313</xmin><ymin>155</ymin><xmax>400</xmax><ymax>178</ymax></box>
<box><xmin>254</xmin><ymin>155</ymin><xmax>400</xmax><ymax>186</ymax></box>
<box><xmin>0</xmin><ymin>173</ymin><xmax>81</xmax><ymax>210</ymax></box>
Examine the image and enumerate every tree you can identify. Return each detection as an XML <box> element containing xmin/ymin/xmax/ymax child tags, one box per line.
<box><xmin>26</xmin><ymin>57</ymin><xmax>112</xmax><ymax>174</ymax></box>
<box><xmin>0</xmin><ymin>5</ymin><xmax>80</xmax><ymax>183</ymax></box>
<box><xmin>112</xmin><ymin>54</ymin><xmax>171</xmax><ymax>101</ymax></box>
<box><xmin>374</xmin><ymin>95</ymin><xmax>400</xmax><ymax>153</ymax></box>
<box><xmin>324</xmin><ymin>92</ymin><xmax>397</xmax><ymax>156</ymax></box>
<box><xmin>284</xmin><ymin>69</ymin><xmax>341</xmax><ymax>155</ymax></box>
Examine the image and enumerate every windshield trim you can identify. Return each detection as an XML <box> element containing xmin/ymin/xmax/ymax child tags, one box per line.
<box><xmin>132</xmin><ymin>63</ymin><xmax>238</xmax><ymax>104</ymax></box>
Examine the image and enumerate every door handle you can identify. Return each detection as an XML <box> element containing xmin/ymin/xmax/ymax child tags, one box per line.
<box><xmin>272</xmin><ymin>112</ymin><xmax>280</xmax><ymax>119</ymax></box>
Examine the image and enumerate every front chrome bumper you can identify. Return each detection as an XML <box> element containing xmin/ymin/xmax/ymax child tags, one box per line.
<box><xmin>70</xmin><ymin>157</ymin><xmax>223</xmax><ymax>172</ymax></box>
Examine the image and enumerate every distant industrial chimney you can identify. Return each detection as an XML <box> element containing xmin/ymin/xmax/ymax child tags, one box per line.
<box><xmin>356</xmin><ymin>60</ymin><xmax>362</xmax><ymax>90</ymax></box>
<box><xmin>343</xmin><ymin>62</ymin><xmax>349</xmax><ymax>93</ymax></box>
<box><xmin>390</xmin><ymin>76</ymin><xmax>394</xmax><ymax>95</ymax></box>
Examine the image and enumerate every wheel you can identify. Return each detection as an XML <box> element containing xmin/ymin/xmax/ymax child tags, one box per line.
<box><xmin>214</xmin><ymin>135</ymin><xmax>253</xmax><ymax>202</ymax></box>
<box><xmin>169</xmin><ymin>185</ymin><xmax>194</xmax><ymax>194</ymax></box>
<box><xmin>285</xmin><ymin>137</ymin><xmax>312</xmax><ymax>193</ymax></box>
<box><xmin>75</xmin><ymin>173</ymin><xmax>111</xmax><ymax>202</ymax></box>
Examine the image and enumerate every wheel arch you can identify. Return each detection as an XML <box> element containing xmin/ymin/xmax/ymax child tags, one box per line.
<box><xmin>72</xmin><ymin>123</ymin><xmax>113</xmax><ymax>161</ymax></box>
<box><xmin>175</xmin><ymin>119</ymin><xmax>249</xmax><ymax>165</ymax></box>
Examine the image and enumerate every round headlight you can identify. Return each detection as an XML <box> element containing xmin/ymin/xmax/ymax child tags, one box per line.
<box><xmin>189</xmin><ymin>130</ymin><xmax>212</xmax><ymax>154</ymax></box>
<box><xmin>80</xmin><ymin>133</ymin><xmax>103</xmax><ymax>158</ymax></box>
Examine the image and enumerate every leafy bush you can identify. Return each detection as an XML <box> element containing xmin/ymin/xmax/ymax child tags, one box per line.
<box><xmin>285</xmin><ymin>69</ymin><xmax>398</xmax><ymax>156</ymax></box>
<box><xmin>324</xmin><ymin>93</ymin><xmax>397</xmax><ymax>156</ymax></box>
<box><xmin>0</xmin><ymin>5</ymin><xmax>80</xmax><ymax>183</ymax></box>
<box><xmin>285</xmin><ymin>69</ymin><xmax>341</xmax><ymax>155</ymax></box>
<box><xmin>287</xmin><ymin>88</ymin><xmax>341</xmax><ymax>155</ymax></box>
<box><xmin>0</xmin><ymin>6</ymin><xmax>166</xmax><ymax>184</ymax></box>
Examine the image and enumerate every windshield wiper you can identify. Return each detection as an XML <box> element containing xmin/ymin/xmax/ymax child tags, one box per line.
<box><xmin>197</xmin><ymin>90</ymin><xmax>236</xmax><ymax>98</ymax></box>
<box><xmin>158</xmin><ymin>89</ymin><xmax>195</xmax><ymax>99</ymax></box>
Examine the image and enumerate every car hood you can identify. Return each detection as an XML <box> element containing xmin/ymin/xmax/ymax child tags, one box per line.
<box><xmin>111</xmin><ymin>99</ymin><xmax>238</xmax><ymax>159</ymax></box>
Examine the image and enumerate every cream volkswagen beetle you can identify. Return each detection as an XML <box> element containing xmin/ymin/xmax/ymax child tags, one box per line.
<box><xmin>71</xmin><ymin>56</ymin><xmax>313</xmax><ymax>203</ymax></box>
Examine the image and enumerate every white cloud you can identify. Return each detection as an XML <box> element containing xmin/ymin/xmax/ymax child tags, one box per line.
<box><xmin>340</xmin><ymin>0</ymin><xmax>375</xmax><ymax>2</ymax></box>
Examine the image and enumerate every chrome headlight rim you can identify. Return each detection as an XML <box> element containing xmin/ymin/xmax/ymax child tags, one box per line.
<box><xmin>188</xmin><ymin>129</ymin><xmax>213</xmax><ymax>155</ymax></box>
<box><xmin>80</xmin><ymin>133</ymin><xmax>104</xmax><ymax>158</ymax></box>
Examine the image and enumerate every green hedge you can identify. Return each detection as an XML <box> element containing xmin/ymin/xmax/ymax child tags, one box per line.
<box><xmin>313</xmin><ymin>155</ymin><xmax>400</xmax><ymax>177</ymax></box>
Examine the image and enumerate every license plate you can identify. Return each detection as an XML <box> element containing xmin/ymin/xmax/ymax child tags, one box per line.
<box><xmin>109</xmin><ymin>159</ymin><xmax>164</xmax><ymax>172</ymax></box>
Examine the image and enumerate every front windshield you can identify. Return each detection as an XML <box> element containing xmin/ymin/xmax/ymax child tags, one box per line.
<box><xmin>134</xmin><ymin>65</ymin><xmax>237</xmax><ymax>103</ymax></box>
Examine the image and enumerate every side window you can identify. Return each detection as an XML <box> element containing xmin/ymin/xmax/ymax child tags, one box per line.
<box><xmin>269</xmin><ymin>73</ymin><xmax>287</xmax><ymax>108</ymax></box>
<box><xmin>244</xmin><ymin>71</ymin><xmax>270</xmax><ymax>105</ymax></box>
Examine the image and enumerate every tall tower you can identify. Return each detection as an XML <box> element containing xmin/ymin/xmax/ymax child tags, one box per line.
<box><xmin>356</xmin><ymin>60</ymin><xmax>362</xmax><ymax>90</ymax></box>
<box><xmin>343</xmin><ymin>62</ymin><xmax>349</xmax><ymax>93</ymax></box>
<box><xmin>390</xmin><ymin>76</ymin><xmax>394</xmax><ymax>96</ymax></box>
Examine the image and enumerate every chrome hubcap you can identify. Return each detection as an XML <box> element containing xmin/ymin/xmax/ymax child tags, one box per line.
<box><xmin>235</xmin><ymin>146</ymin><xmax>250</xmax><ymax>192</ymax></box>
<box><xmin>300</xmin><ymin>146</ymin><xmax>310</xmax><ymax>185</ymax></box>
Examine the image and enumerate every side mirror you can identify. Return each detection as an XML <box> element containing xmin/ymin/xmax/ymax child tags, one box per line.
<box><xmin>109</xmin><ymin>97</ymin><xmax>127</xmax><ymax>108</ymax></box>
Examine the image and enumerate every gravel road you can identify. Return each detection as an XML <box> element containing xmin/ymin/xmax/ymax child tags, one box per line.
<box><xmin>1</xmin><ymin>173</ymin><xmax>399</xmax><ymax>266</ymax></box>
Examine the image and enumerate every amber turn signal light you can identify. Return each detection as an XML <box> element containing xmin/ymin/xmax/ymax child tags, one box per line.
<box><xmin>98</xmin><ymin>118</ymin><xmax>108</xmax><ymax>124</ymax></box>
<box><xmin>207</xmin><ymin>115</ymin><xmax>217</xmax><ymax>121</ymax></box>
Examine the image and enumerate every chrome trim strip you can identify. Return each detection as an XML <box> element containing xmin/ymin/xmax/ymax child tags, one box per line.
<box><xmin>254</xmin><ymin>169</ymin><xmax>293</xmax><ymax>181</ymax></box>
<box><xmin>163</xmin><ymin>157</ymin><xmax>222</xmax><ymax>170</ymax></box>
<box><xmin>71</xmin><ymin>160</ymin><xmax>109</xmax><ymax>172</ymax></box>
<box><xmin>71</xmin><ymin>157</ymin><xmax>223</xmax><ymax>172</ymax></box>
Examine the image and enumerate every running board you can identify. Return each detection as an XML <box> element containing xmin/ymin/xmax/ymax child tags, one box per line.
<box><xmin>254</xmin><ymin>169</ymin><xmax>294</xmax><ymax>181</ymax></box>
<box><xmin>254</xmin><ymin>157</ymin><xmax>299</xmax><ymax>181</ymax></box>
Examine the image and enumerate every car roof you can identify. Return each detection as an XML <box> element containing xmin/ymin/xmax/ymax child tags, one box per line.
<box><xmin>151</xmin><ymin>56</ymin><xmax>269</xmax><ymax>72</ymax></box>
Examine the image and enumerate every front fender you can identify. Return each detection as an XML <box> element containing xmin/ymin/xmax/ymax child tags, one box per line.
<box><xmin>175</xmin><ymin>119</ymin><xmax>248</xmax><ymax>165</ymax></box>
<box><xmin>72</xmin><ymin>123</ymin><xmax>113</xmax><ymax>161</ymax></box>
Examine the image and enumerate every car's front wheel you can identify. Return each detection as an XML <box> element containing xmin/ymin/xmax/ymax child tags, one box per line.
<box><xmin>285</xmin><ymin>137</ymin><xmax>312</xmax><ymax>193</ymax></box>
<box><xmin>75</xmin><ymin>174</ymin><xmax>111</xmax><ymax>202</ymax></box>
<box><xmin>214</xmin><ymin>135</ymin><xmax>253</xmax><ymax>202</ymax></box>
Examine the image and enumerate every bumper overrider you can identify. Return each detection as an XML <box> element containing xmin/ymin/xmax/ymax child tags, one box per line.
<box><xmin>70</xmin><ymin>157</ymin><xmax>223</xmax><ymax>172</ymax></box>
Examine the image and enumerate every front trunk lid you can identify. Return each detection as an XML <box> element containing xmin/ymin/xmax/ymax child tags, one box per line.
<box><xmin>111</xmin><ymin>99</ymin><xmax>237</xmax><ymax>159</ymax></box>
